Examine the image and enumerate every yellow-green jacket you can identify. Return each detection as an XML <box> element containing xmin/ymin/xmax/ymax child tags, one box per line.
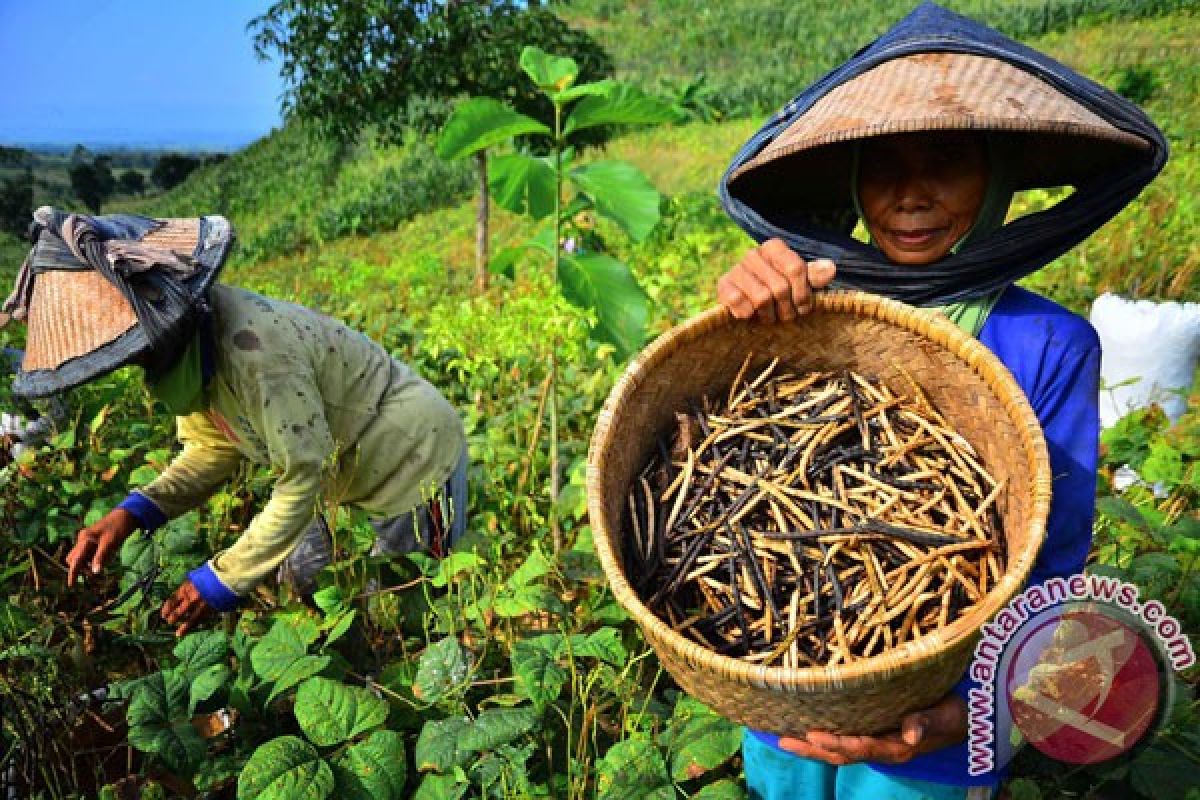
<box><xmin>118</xmin><ymin>285</ymin><xmax>464</xmax><ymax>609</ymax></box>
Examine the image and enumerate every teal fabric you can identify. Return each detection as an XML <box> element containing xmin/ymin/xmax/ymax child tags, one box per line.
<box><xmin>742</xmin><ymin>730</ymin><xmax>983</xmax><ymax>800</ymax></box>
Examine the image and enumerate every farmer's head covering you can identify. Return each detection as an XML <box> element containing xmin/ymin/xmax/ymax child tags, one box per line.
<box><xmin>719</xmin><ymin>1</ymin><xmax>1168</xmax><ymax>306</ymax></box>
<box><xmin>1</xmin><ymin>206</ymin><xmax>234</xmax><ymax>399</ymax></box>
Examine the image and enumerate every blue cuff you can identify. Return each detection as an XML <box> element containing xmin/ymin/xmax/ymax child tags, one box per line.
<box><xmin>187</xmin><ymin>562</ymin><xmax>242</xmax><ymax>612</ymax></box>
<box><xmin>117</xmin><ymin>492</ymin><xmax>168</xmax><ymax>531</ymax></box>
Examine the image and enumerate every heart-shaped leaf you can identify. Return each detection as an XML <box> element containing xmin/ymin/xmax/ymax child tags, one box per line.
<box><xmin>596</xmin><ymin>737</ymin><xmax>673</xmax><ymax>800</ymax></box>
<box><xmin>295</xmin><ymin>677</ymin><xmax>390</xmax><ymax>747</ymax></box>
<box><xmin>564</xmin><ymin>83</ymin><xmax>681</xmax><ymax>136</ymax></box>
<box><xmin>511</xmin><ymin>634</ymin><xmax>567</xmax><ymax>711</ymax></box>
<box><xmin>174</xmin><ymin>631</ymin><xmax>229</xmax><ymax>675</ymax></box>
<box><xmin>413</xmin><ymin>637</ymin><xmax>469</xmax><ymax>704</ymax></box>
<box><xmin>662</xmin><ymin>696</ymin><xmax>741</xmax><ymax>781</ymax></box>
<box><xmin>489</xmin><ymin>154</ymin><xmax>557</xmax><ymax>219</ymax></box>
<box><xmin>238</xmin><ymin>736</ymin><xmax>333</xmax><ymax>800</ymax></box>
<box><xmin>415</xmin><ymin>716</ymin><xmax>471</xmax><ymax>772</ymax></box>
<box><xmin>519</xmin><ymin>46</ymin><xmax>578</xmax><ymax>93</ymax></box>
<box><xmin>126</xmin><ymin>670</ymin><xmax>206</xmax><ymax>776</ymax></box>
<box><xmin>570</xmin><ymin>161</ymin><xmax>661</xmax><ymax>242</ymax></box>
<box><xmin>332</xmin><ymin>730</ymin><xmax>407</xmax><ymax>800</ymax></box>
<box><xmin>251</xmin><ymin>620</ymin><xmax>330</xmax><ymax>702</ymax></box>
<box><xmin>558</xmin><ymin>252</ymin><xmax>649</xmax><ymax>360</ymax></box>
<box><xmin>437</xmin><ymin>98</ymin><xmax>550</xmax><ymax>161</ymax></box>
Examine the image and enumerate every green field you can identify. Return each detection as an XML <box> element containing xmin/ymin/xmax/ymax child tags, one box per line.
<box><xmin>1</xmin><ymin>4</ymin><xmax>1197</xmax><ymax>799</ymax></box>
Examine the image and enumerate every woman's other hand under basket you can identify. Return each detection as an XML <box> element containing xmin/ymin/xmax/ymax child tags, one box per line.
<box><xmin>777</xmin><ymin>692</ymin><xmax>968</xmax><ymax>765</ymax></box>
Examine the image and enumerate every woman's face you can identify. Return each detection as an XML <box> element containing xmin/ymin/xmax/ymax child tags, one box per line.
<box><xmin>857</xmin><ymin>132</ymin><xmax>989</xmax><ymax>265</ymax></box>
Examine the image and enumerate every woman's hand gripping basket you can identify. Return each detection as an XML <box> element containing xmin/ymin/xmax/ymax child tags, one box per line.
<box><xmin>586</xmin><ymin>291</ymin><xmax>1051</xmax><ymax>736</ymax></box>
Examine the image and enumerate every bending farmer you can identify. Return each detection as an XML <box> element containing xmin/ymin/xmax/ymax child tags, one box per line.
<box><xmin>2</xmin><ymin>207</ymin><xmax>467</xmax><ymax>636</ymax></box>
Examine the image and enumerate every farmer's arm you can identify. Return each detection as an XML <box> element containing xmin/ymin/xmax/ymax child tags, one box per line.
<box><xmin>187</xmin><ymin>369</ymin><xmax>334</xmax><ymax>611</ymax></box>
<box><xmin>67</xmin><ymin>413</ymin><xmax>243</xmax><ymax>584</ymax></box>
<box><xmin>121</xmin><ymin>413</ymin><xmax>245</xmax><ymax>527</ymax></box>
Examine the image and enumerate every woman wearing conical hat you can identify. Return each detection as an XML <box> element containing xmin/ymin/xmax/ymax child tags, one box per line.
<box><xmin>3</xmin><ymin>206</ymin><xmax>468</xmax><ymax>636</ymax></box>
<box><xmin>714</xmin><ymin>3</ymin><xmax>1166</xmax><ymax>798</ymax></box>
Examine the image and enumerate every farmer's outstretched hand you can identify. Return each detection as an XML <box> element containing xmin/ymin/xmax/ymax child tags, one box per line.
<box><xmin>161</xmin><ymin>579</ymin><xmax>212</xmax><ymax>637</ymax></box>
<box><xmin>66</xmin><ymin>508</ymin><xmax>137</xmax><ymax>584</ymax></box>
<box><xmin>778</xmin><ymin>692</ymin><xmax>967</xmax><ymax>765</ymax></box>
<box><xmin>717</xmin><ymin>238</ymin><xmax>837</xmax><ymax>322</ymax></box>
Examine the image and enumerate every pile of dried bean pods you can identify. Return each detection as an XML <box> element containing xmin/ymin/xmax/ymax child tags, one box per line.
<box><xmin>625</xmin><ymin>356</ymin><xmax>1005</xmax><ymax>667</ymax></box>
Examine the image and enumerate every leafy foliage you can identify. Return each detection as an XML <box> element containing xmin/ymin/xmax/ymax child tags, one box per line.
<box><xmin>0</xmin><ymin>7</ymin><xmax>1195</xmax><ymax>799</ymax></box>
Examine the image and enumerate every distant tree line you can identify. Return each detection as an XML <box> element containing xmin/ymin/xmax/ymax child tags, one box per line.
<box><xmin>0</xmin><ymin>147</ymin><xmax>229</xmax><ymax>233</ymax></box>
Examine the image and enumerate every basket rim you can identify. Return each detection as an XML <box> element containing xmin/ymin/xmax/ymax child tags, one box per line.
<box><xmin>586</xmin><ymin>290</ymin><xmax>1053</xmax><ymax>692</ymax></box>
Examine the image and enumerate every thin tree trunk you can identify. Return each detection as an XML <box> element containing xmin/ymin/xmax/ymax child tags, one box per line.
<box><xmin>475</xmin><ymin>150</ymin><xmax>489</xmax><ymax>293</ymax></box>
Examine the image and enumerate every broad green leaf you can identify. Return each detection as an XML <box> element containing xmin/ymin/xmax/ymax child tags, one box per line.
<box><xmin>120</xmin><ymin>532</ymin><xmax>157</xmax><ymax>573</ymax></box>
<box><xmin>413</xmin><ymin>637</ymin><xmax>469</xmax><ymax>704</ymax></box>
<box><xmin>564</xmin><ymin>83</ymin><xmax>681</xmax><ymax>136</ymax></box>
<box><xmin>1095</xmin><ymin>496</ymin><xmax>1149</xmax><ymax>531</ymax></box>
<box><xmin>189</xmin><ymin>664</ymin><xmax>231</xmax><ymax>714</ymax></box>
<box><xmin>519</xmin><ymin>46</ymin><xmax>578</xmax><ymax>93</ymax></box>
<box><xmin>511</xmin><ymin>634</ymin><xmax>567</xmax><ymax>711</ymax></box>
<box><xmin>570</xmin><ymin>628</ymin><xmax>627</xmax><ymax>666</ymax></box>
<box><xmin>663</xmin><ymin>696</ymin><xmax>741</xmax><ymax>781</ymax></box>
<box><xmin>459</xmin><ymin>707</ymin><xmax>539</xmax><ymax>754</ymax></box>
<box><xmin>415</xmin><ymin>716</ymin><xmax>471</xmax><ymax>772</ymax></box>
<box><xmin>570</xmin><ymin>160</ymin><xmax>661</xmax><ymax>242</ymax></box>
<box><xmin>555</xmin><ymin>79</ymin><xmax>618</xmax><ymax>105</ymax></box>
<box><xmin>251</xmin><ymin>619</ymin><xmax>310</xmax><ymax>679</ymax></box>
<box><xmin>268</xmin><ymin>655</ymin><xmax>331</xmax><ymax>703</ymax></box>
<box><xmin>493</xmin><ymin>584</ymin><xmax>564</xmax><ymax>618</ymax></box>
<box><xmin>510</xmin><ymin>545</ymin><xmax>553</xmax><ymax>588</ymax></box>
<box><xmin>431</xmin><ymin>553</ymin><xmax>482</xmax><ymax>589</ymax></box>
<box><xmin>558</xmin><ymin>252</ymin><xmax>649</xmax><ymax>360</ymax></box>
<box><xmin>161</xmin><ymin>516</ymin><xmax>199</xmax><ymax>555</ymax></box>
<box><xmin>251</xmin><ymin>620</ymin><xmax>329</xmax><ymax>702</ymax></box>
<box><xmin>488</xmin><ymin>154</ymin><xmax>557</xmax><ymax>220</ymax></box>
<box><xmin>174</xmin><ymin>631</ymin><xmax>229</xmax><ymax>675</ymax></box>
<box><xmin>324</xmin><ymin>609</ymin><xmax>357</xmax><ymax>646</ymax></box>
<box><xmin>1130</xmin><ymin>743</ymin><xmax>1198</xmax><ymax>800</ymax></box>
<box><xmin>692</xmin><ymin>780</ymin><xmax>747</xmax><ymax>800</ymax></box>
<box><xmin>526</xmin><ymin>224</ymin><xmax>556</xmax><ymax>255</ymax></box>
<box><xmin>238</xmin><ymin>736</ymin><xmax>333</xmax><ymax>800</ymax></box>
<box><xmin>194</xmin><ymin>753</ymin><xmax>244</xmax><ymax>793</ymax></box>
<box><xmin>126</xmin><ymin>670</ymin><xmax>206</xmax><ymax>775</ymax></box>
<box><xmin>412</xmin><ymin>773</ymin><xmax>468</xmax><ymax>800</ymax></box>
<box><xmin>333</xmin><ymin>730</ymin><xmax>407</xmax><ymax>800</ymax></box>
<box><xmin>596</xmin><ymin>737</ymin><xmax>673</xmax><ymax>800</ymax></box>
<box><xmin>312</xmin><ymin>585</ymin><xmax>347</xmax><ymax>616</ymax></box>
<box><xmin>436</xmin><ymin>98</ymin><xmax>550</xmax><ymax>162</ymax></box>
<box><xmin>295</xmin><ymin>677</ymin><xmax>390</xmax><ymax>747</ymax></box>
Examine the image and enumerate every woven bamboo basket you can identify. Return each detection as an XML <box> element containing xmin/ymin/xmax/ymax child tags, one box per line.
<box><xmin>586</xmin><ymin>291</ymin><xmax>1051</xmax><ymax>736</ymax></box>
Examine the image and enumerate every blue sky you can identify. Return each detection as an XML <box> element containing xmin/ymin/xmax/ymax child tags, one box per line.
<box><xmin>0</xmin><ymin>0</ymin><xmax>286</xmax><ymax>150</ymax></box>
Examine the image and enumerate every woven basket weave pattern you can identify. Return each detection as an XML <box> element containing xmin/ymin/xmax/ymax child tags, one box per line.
<box><xmin>22</xmin><ymin>218</ymin><xmax>201</xmax><ymax>373</ymax></box>
<box><xmin>735</xmin><ymin>52</ymin><xmax>1147</xmax><ymax>184</ymax></box>
<box><xmin>24</xmin><ymin>271</ymin><xmax>137</xmax><ymax>371</ymax></box>
<box><xmin>586</xmin><ymin>291</ymin><xmax>1051</xmax><ymax>735</ymax></box>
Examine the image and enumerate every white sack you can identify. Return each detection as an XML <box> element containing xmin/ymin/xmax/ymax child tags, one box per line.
<box><xmin>1090</xmin><ymin>293</ymin><xmax>1200</xmax><ymax>428</ymax></box>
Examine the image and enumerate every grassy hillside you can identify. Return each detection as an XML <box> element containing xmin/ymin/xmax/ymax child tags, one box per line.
<box><xmin>556</xmin><ymin>0</ymin><xmax>1194</xmax><ymax>116</ymax></box>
